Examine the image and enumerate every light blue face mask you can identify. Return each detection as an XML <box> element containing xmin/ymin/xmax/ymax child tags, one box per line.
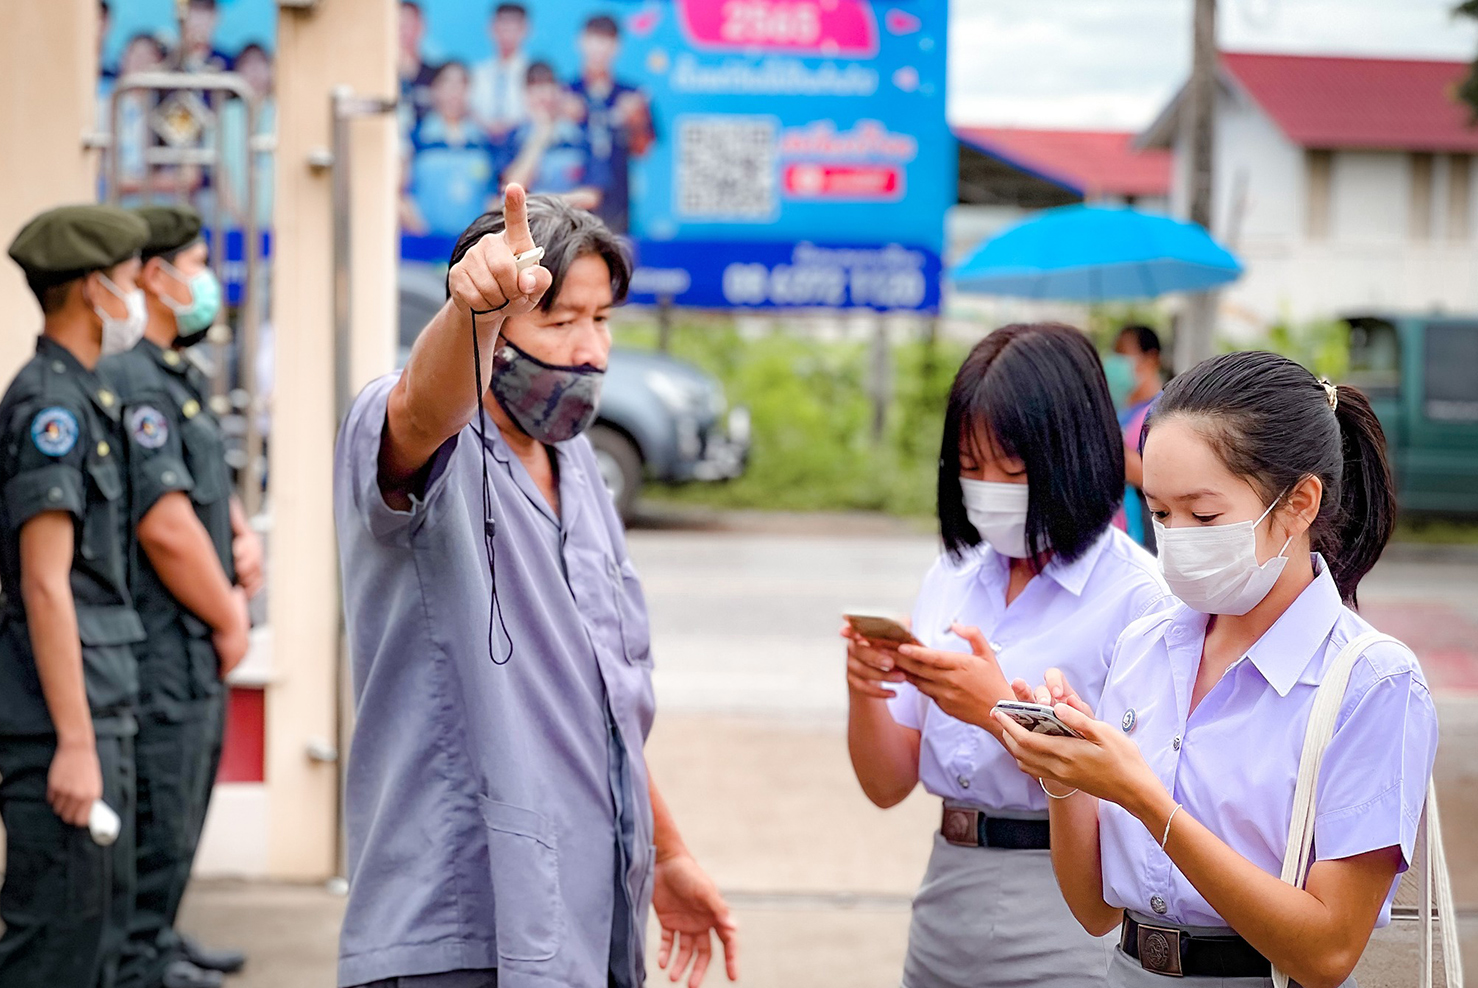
<box><xmin>1102</xmin><ymin>352</ymin><xmax>1136</xmax><ymax>408</ymax></box>
<box><xmin>159</xmin><ymin>259</ymin><xmax>222</xmax><ymax>346</ymax></box>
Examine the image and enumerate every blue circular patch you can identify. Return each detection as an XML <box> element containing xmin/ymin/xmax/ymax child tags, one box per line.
<box><xmin>30</xmin><ymin>407</ymin><xmax>79</xmax><ymax>458</ymax></box>
<box><xmin>128</xmin><ymin>406</ymin><xmax>169</xmax><ymax>450</ymax></box>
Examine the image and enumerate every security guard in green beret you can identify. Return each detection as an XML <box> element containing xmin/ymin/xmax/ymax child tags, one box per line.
<box><xmin>0</xmin><ymin>203</ymin><xmax>152</xmax><ymax>987</ymax></box>
<box><xmin>101</xmin><ymin>206</ymin><xmax>257</xmax><ymax>988</ymax></box>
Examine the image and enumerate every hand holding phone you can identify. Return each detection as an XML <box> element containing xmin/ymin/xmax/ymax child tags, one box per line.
<box><xmin>842</xmin><ymin>612</ymin><xmax>913</xmax><ymax>700</ymax></box>
<box><xmin>992</xmin><ymin>700</ymin><xmax>1084</xmax><ymax>739</ymax></box>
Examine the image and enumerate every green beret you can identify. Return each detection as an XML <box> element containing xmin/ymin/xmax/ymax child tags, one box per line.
<box><xmin>136</xmin><ymin>205</ymin><xmax>204</xmax><ymax>259</ymax></box>
<box><xmin>8</xmin><ymin>204</ymin><xmax>149</xmax><ymax>281</ymax></box>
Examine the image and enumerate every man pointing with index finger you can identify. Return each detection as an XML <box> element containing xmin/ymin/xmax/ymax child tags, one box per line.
<box><xmin>334</xmin><ymin>186</ymin><xmax>737</xmax><ymax>988</ymax></box>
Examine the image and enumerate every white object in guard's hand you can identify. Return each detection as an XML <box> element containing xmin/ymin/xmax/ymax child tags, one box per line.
<box><xmin>514</xmin><ymin>246</ymin><xmax>545</xmax><ymax>272</ymax></box>
<box><xmin>89</xmin><ymin>799</ymin><xmax>121</xmax><ymax>846</ymax></box>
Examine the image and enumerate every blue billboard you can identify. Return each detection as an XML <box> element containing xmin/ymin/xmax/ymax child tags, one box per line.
<box><xmin>100</xmin><ymin>0</ymin><xmax>951</xmax><ymax>312</ymax></box>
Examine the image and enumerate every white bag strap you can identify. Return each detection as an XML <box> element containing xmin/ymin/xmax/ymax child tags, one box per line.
<box><xmin>1272</xmin><ymin>630</ymin><xmax>1463</xmax><ymax>988</ymax></box>
<box><xmin>1422</xmin><ymin>783</ymin><xmax>1464</xmax><ymax>988</ymax></box>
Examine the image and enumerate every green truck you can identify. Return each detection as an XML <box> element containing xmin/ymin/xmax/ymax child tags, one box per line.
<box><xmin>1345</xmin><ymin>314</ymin><xmax>1478</xmax><ymax>515</ymax></box>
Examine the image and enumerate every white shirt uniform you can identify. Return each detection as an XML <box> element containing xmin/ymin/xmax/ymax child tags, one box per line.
<box><xmin>889</xmin><ymin>527</ymin><xmax>1170</xmax><ymax>811</ymax></box>
<box><xmin>471</xmin><ymin>52</ymin><xmax>528</xmax><ymax>131</ymax></box>
<box><xmin>1097</xmin><ymin>556</ymin><xmax>1439</xmax><ymax>928</ymax></box>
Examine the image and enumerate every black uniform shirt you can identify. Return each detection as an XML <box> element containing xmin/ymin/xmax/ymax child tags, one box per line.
<box><xmin>101</xmin><ymin>339</ymin><xmax>234</xmax><ymax>717</ymax></box>
<box><xmin>0</xmin><ymin>336</ymin><xmax>146</xmax><ymax>736</ymax></box>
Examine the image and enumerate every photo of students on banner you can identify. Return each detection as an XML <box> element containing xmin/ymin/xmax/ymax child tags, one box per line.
<box><xmin>397</xmin><ymin>2</ymin><xmax>653</xmax><ymax>237</ymax></box>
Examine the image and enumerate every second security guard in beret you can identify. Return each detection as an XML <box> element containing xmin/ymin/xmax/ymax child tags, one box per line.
<box><xmin>101</xmin><ymin>206</ymin><xmax>262</xmax><ymax>988</ymax></box>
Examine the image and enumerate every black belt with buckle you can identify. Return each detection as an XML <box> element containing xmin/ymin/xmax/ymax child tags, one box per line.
<box><xmin>1119</xmin><ymin>913</ymin><xmax>1271</xmax><ymax>978</ymax></box>
<box><xmin>941</xmin><ymin>806</ymin><xmax>1049</xmax><ymax>850</ymax></box>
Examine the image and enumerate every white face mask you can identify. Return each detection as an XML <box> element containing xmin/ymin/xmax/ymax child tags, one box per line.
<box><xmin>960</xmin><ymin>478</ymin><xmax>1032</xmax><ymax>558</ymax></box>
<box><xmin>95</xmin><ymin>273</ymin><xmax>147</xmax><ymax>356</ymax></box>
<box><xmin>1153</xmin><ymin>496</ymin><xmax>1294</xmax><ymax>616</ymax></box>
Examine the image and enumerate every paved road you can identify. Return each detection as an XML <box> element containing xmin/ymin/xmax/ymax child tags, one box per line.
<box><xmin>180</xmin><ymin>515</ymin><xmax>1478</xmax><ymax>986</ymax></box>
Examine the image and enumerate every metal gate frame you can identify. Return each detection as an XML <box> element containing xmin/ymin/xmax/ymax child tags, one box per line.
<box><xmin>103</xmin><ymin>70</ymin><xmax>271</xmax><ymax>516</ymax></box>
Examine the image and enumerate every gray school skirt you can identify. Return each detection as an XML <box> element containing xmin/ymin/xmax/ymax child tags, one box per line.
<box><xmin>901</xmin><ymin>831</ymin><xmax>1114</xmax><ymax>988</ymax></box>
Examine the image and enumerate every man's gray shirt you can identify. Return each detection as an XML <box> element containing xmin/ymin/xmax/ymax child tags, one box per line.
<box><xmin>334</xmin><ymin>374</ymin><xmax>656</xmax><ymax>988</ymax></box>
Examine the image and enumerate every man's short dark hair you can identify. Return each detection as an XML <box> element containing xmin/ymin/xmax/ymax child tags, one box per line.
<box><xmin>937</xmin><ymin>323</ymin><xmax>1125</xmax><ymax>566</ymax></box>
<box><xmin>1117</xmin><ymin>323</ymin><xmax>1161</xmax><ymax>356</ymax></box>
<box><xmin>188</xmin><ymin>0</ymin><xmax>217</xmax><ymax>10</ymax></box>
<box><xmin>26</xmin><ymin>275</ymin><xmax>77</xmax><ymax>315</ymax></box>
<box><xmin>525</xmin><ymin>61</ymin><xmax>555</xmax><ymax>86</ymax></box>
<box><xmin>446</xmin><ymin>195</ymin><xmax>631</xmax><ymax>314</ymax></box>
<box><xmin>494</xmin><ymin>3</ymin><xmax>527</xmax><ymax>18</ymax></box>
<box><xmin>26</xmin><ymin>261</ymin><xmax>132</xmax><ymax>317</ymax></box>
<box><xmin>583</xmin><ymin>14</ymin><xmax>619</xmax><ymax>37</ymax></box>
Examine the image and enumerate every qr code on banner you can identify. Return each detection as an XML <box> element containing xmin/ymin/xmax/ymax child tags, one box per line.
<box><xmin>677</xmin><ymin>116</ymin><xmax>778</xmax><ymax>220</ymax></box>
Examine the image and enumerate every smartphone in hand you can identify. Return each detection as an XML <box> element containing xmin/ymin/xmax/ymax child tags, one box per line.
<box><xmin>992</xmin><ymin>700</ymin><xmax>1084</xmax><ymax>739</ymax></box>
<box><xmin>844</xmin><ymin>612</ymin><xmax>920</xmax><ymax>647</ymax></box>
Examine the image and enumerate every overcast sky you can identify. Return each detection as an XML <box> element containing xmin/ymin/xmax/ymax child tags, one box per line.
<box><xmin>947</xmin><ymin>0</ymin><xmax>1478</xmax><ymax>129</ymax></box>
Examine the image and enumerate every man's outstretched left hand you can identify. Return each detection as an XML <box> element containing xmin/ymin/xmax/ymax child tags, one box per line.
<box><xmin>652</xmin><ymin>852</ymin><xmax>738</xmax><ymax>988</ymax></box>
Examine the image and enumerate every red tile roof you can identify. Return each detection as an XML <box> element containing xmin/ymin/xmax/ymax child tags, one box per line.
<box><xmin>1221</xmin><ymin>51</ymin><xmax>1478</xmax><ymax>152</ymax></box>
<box><xmin>952</xmin><ymin>126</ymin><xmax>1172</xmax><ymax>198</ymax></box>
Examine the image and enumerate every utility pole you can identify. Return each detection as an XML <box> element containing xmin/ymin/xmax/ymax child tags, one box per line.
<box><xmin>1178</xmin><ymin>0</ymin><xmax>1219</xmax><ymax>373</ymax></box>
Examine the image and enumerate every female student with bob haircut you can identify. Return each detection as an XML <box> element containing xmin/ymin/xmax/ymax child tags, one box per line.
<box><xmin>844</xmin><ymin>323</ymin><xmax>1169</xmax><ymax>987</ymax></box>
<box><xmin>994</xmin><ymin>350</ymin><xmax>1440</xmax><ymax>987</ymax></box>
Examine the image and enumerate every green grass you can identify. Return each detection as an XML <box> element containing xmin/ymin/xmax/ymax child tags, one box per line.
<box><xmin>1393</xmin><ymin>518</ymin><xmax>1478</xmax><ymax>544</ymax></box>
<box><xmin>615</xmin><ymin>316</ymin><xmax>963</xmax><ymax>516</ymax></box>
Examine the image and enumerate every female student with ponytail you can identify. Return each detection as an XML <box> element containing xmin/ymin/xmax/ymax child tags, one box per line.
<box><xmin>992</xmin><ymin>351</ymin><xmax>1440</xmax><ymax>987</ymax></box>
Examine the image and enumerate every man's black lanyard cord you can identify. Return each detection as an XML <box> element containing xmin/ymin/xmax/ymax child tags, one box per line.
<box><xmin>472</xmin><ymin>302</ymin><xmax>514</xmax><ymax>665</ymax></box>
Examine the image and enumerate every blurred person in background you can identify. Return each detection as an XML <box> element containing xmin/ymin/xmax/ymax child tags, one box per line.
<box><xmin>98</xmin><ymin>1</ymin><xmax>116</xmax><ymax>106</ymax></box>
<box><xmin>844</xmin><ymin>323</ymin><xmax>1169</xmax><ymax>988</ymax></box>
<box><xmin>471</xmin><ymin>3</ymin><xmax>531</xmax><ymax>145</ymax></box>
<box><xmin>221</xmin><ymin>42</ymin><xmax>275</xmax><ymax>231</ymax></box>
<box><xmin>402</xmin><ymin>61</ymin><xmax>499</xmax><ymax>237</ymax></box>
<box><xmin>501</xmin><ymin>62</ymin><xmax>599</xmax><ymax>212</ymax></box>
<box><xmin>398</xmin><ymin>0</ymin><xmax>439</xmax><ymax>144</ymax></box>
<box><xmin>1105</xmin><ymin>325</ymin><xmax>1163</xmax><ymax>552</ymax></box>
<box><xmin>570</xmin><ymin>14</ymin><xmax>653</xmax><ymax>234</ymax></box>
<box><xmin>103</xmin><ymin>205</ymin><xmax>263</xmax><ymax>988</ymax></box>
<box><xmin>335</xmin><ymin>188</ymin><xmax>736</xmax><ymax>988</ymax></box>
<box><xmin>179</xmin><ymin>0</ymin><xmax>231</xmax><ymax>73</ymax></box>
<box><xmin>112</xmin><ymin>33</ymin><xmax>189</xmax><ymax>207</ymax></box>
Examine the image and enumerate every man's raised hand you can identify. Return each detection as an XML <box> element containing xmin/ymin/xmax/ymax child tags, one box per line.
<box><xmin>446</xmin><ymin>183</ymin><xmax>553</xmax><ymax>316</ymax></box>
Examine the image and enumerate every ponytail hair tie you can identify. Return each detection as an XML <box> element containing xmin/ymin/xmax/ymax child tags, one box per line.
<box><xmin>1319</xmin><ymin>378</ymin><xmax>1338</xmax><ymax>411</ymax></box>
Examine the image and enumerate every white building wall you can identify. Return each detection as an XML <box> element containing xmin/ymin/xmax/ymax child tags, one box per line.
<box><xmin>1166</xmin><ymin>83</ymin><xmax>1478</xmax><ymax>336</ymax></box>
<box><xmin>1466</xmin><ymin>155</ymin><xmax>1478</xmax><ymax>237</ymax></box>
<box><xmin>1214</xmin><ymin>89</ymin><xmax>1304</xmax><ymax>244</ymax></box>
<box><xmin>1330</xmin><ymin>151</ymin><xmax>1409</xmax><ymax>242</ymax></box>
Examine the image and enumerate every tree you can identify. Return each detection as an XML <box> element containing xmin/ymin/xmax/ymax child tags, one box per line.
<box><xmin>1458</xmin><ymin>1</ymin><xmax>1478</xmax><ymax>118</ymax></box>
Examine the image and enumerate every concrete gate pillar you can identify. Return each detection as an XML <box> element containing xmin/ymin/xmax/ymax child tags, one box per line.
<box><xmin>269</xmin><ymin>0</ymin><xmax>397</xmax><ymax>879</ymax></box>
<box><xmin>0</xmin><ymin>0</ymin><xmax>99</xmax><ymax>380</ymax></box>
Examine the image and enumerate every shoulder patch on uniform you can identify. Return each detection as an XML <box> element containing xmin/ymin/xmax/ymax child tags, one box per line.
<box><xmin>30</xmin><ymin>407</ymin><xmax>79</xmax><ymax>457</ymax></box>
<box><xmin>128</xmin><ymin>405</ymin><xmax>169</xmax><ymax>449</ymax></box>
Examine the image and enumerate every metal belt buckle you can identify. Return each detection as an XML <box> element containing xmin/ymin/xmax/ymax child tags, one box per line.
<box><xmin>1136</xmin><ymin>924</ymin><xmax>1184</xmax><ymax>977</ymax></box>
<box><xmin>941</xmin><ymin>807</ymin><xmax>980</xmax><ymax>847</ymax></box>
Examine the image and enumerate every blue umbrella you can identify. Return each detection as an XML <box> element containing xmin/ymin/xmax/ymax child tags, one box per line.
<box><xmin>951</xmin><ymin>204</ymin><xmax>1242</xmax><ymax>301</ymax></box>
